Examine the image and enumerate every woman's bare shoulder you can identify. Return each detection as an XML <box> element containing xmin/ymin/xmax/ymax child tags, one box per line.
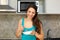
<box><xmin>18</xmin><ymin>17</ymin><xmax>23</xmax><ymax>24</ymax></box>
<box><xmin>19</xmin><ymin>17</ymin><xmax>25</xmax><ymax>23</ymax></box>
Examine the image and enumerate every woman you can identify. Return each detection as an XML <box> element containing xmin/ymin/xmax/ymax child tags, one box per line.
<box><xmin>16</xmin><ymin>4</ymin><xmax>44</xmax><ymax>40</ymax></box>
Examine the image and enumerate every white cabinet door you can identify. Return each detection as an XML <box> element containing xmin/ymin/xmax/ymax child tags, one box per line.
<box><xmin>45</xmin><ymin>0</ymin><xmax>60</xmax><ymax>13</ymax></box>
<box><xmin>0</xmin><ymin>0</ymin><xmax>8</xmax><ymax>5</ymax></box>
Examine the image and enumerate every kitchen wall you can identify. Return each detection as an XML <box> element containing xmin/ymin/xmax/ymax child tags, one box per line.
<box><xmin>0</xmin><ymin>14</ymin><xmax>60</xmax><ymax>39</ymax></box>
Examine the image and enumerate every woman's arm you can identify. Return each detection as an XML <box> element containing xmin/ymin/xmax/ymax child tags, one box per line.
<box><xmin>35</xmin><ymin>23</ymin><xmax>44</xmax><ymax>40</ymax></box>
<box><xmin>16</xmin><ymin>19</ymin><xmax>23</xmax><ymax>38</ymax></box>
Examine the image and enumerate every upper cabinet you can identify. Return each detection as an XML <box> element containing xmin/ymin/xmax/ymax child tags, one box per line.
<box><xmin>45</xmin><ymin>0</ymin><xmax>60</xmax><ymax>13</ymax></box>
<box><xmin>0</xmin><ymin>0</ymin><xmax>16</xmax><ymax>13</ymax></box>
<box><xmin>0</xmin><ymin>0</ymin><xmax>8</xmax><ymax>5</ymax></box>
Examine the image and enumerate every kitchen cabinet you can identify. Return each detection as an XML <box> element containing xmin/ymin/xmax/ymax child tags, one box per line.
<box><xmin>0</xmin><ymin>0</ymin><xmax>16</xmax><ymax>13</ymax></box>
<box><xmin>0</xmin><ymin>0</ymin><xmax>8</xmax><ymax>5</ymax></box>
<box><xmin>45</xmin><ymin>0</ymin><xmax>60</xmax><ymax>13</ymax></box>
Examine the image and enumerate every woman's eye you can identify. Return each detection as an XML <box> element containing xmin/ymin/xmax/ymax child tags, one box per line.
<box><xmin>29</xmin><ymin>11</ymin><xmax>31</xmax><ymax>13</ymax></box>
<box><xmin>32</xmin><ymin>12</ymin><xmax>35</xmax><ymax>14</ymax></box>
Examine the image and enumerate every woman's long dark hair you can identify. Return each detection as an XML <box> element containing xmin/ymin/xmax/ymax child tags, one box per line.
<box><xmin>26</xmin><ymin>4</ymin><xmax>42</xmax><ymax>34</ymax></box>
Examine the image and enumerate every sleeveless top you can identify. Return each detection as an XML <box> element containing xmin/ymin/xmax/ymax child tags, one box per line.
<box><xmin>21</xmin><ymin>17</ymin><xmax>36</xmax><ymax>40</ymax></box>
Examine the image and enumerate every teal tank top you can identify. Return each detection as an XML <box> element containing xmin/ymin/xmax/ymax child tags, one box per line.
<box><xmin>21</xmin><ymin>17</ymin><xmax>36</xmax><ymax>40</ymax></box>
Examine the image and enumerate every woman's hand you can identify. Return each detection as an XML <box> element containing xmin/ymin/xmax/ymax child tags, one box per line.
<box><xmin>16</xmin><ymin>25</ymin><xmax>23</xmax><ymax>38</ymax></box>
<box><xmin>34</xmin><ymin>23</ymin><xmax>44</xmax><ymax>40</ymax></box>
<box><xmin>16</xmin><ymin>19</ymin><xmax>23</xmax><ymax>38</ymax></box>
<box><xmin>30</xmin><ymin>30</ymin><xmax>36</xmax><ymax>35</ymax></box>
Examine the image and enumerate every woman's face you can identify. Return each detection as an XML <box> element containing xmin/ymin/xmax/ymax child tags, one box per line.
<box><xmin>26</xmin><ymin>7</ymin><xmax>36</xmax><ymax>19</ymax></box>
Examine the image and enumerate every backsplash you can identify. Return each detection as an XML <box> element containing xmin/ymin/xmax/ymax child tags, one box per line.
<box><xmin>0</xmin><ymin>14</ymin><xmax>60</xmax><ymax>39</ymax></box>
